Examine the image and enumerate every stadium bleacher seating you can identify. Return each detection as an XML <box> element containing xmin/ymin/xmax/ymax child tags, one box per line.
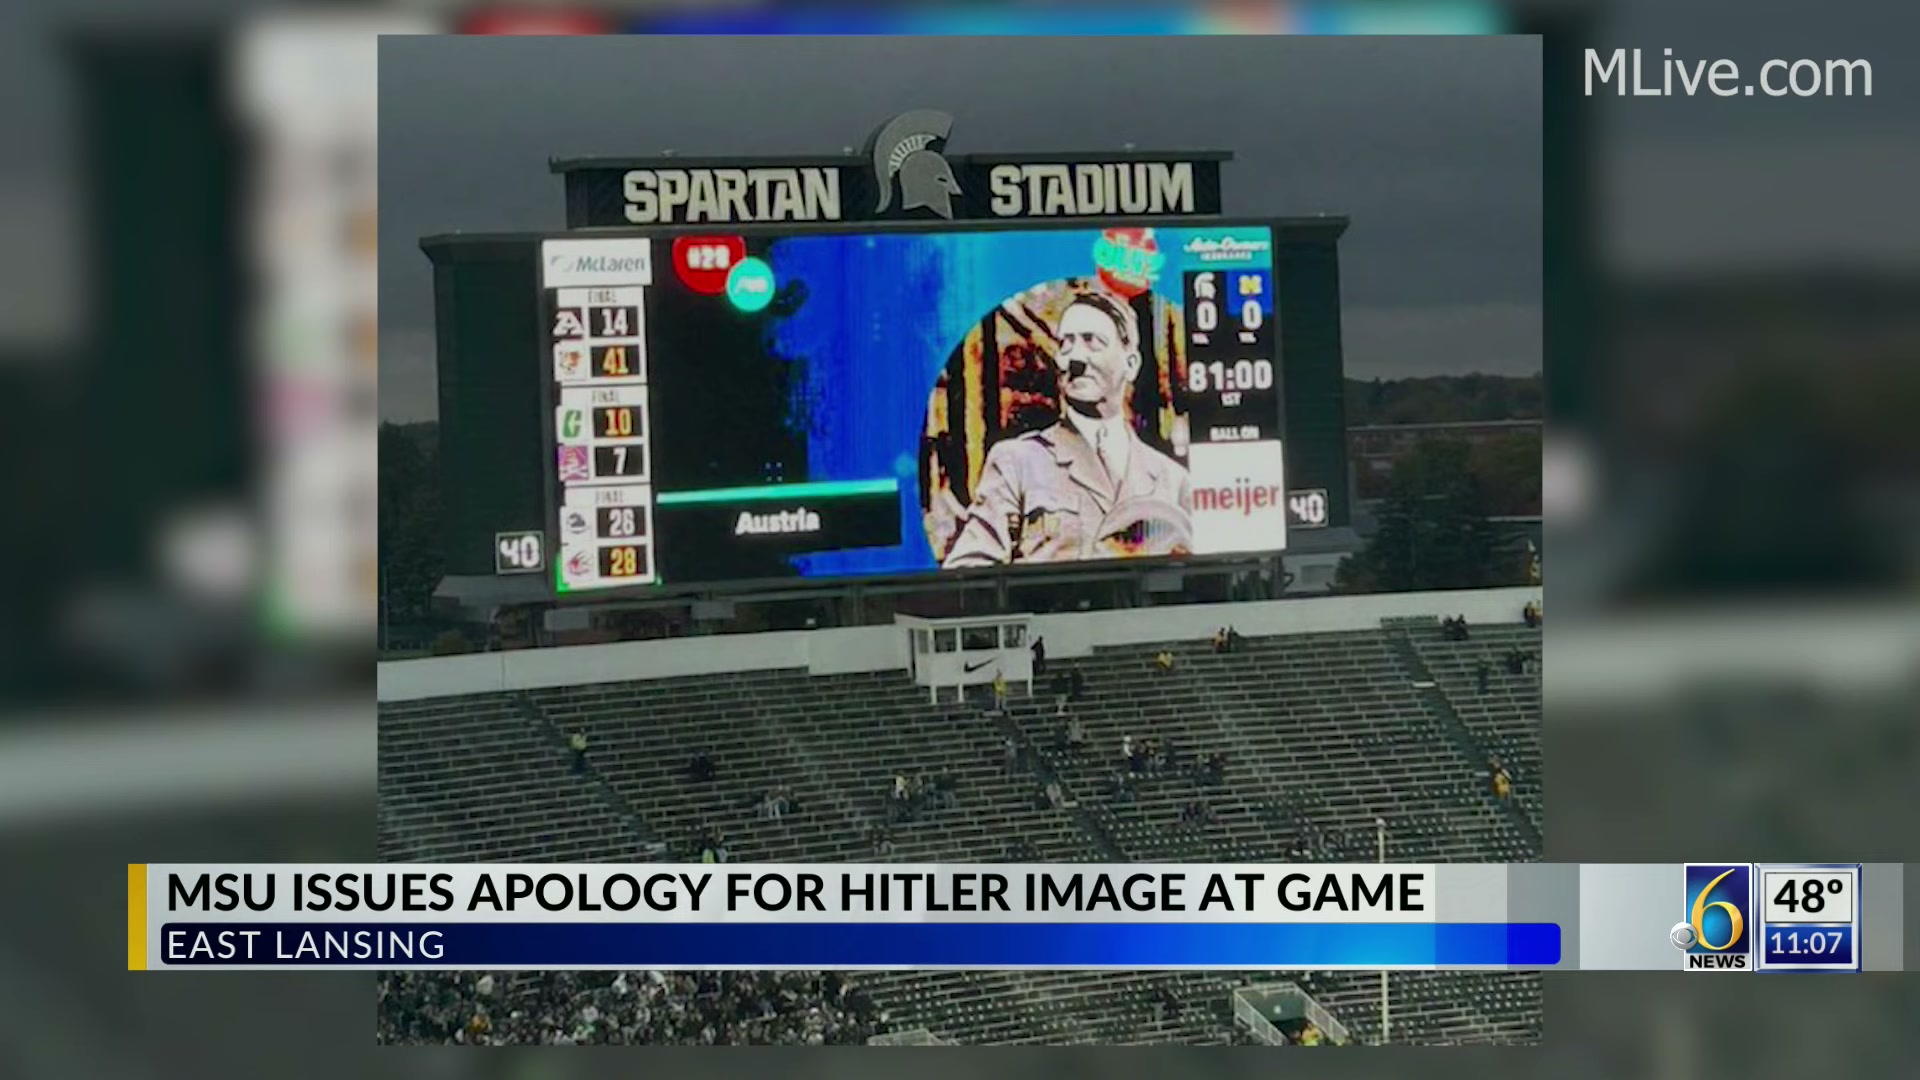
<box><xmin>379</xmin><ymin>695</ymin><xmax>635</xmax><ymax>862</ymax></box>
<box><xmin>375</xmin><ymin>621</ymin><xmax>1543</xmax><ymax>1045</ymax></box>
<box><xmin>1402</xmin><ymin>619</ymin><xmax>1545</xmax><ymax>836</ymax></box>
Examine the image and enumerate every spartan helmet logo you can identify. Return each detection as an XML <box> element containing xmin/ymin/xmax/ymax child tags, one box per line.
<box><xmin>870</xmin><ymin>110</ymin><xmax>961</xmax><ymax>219</ymax></box>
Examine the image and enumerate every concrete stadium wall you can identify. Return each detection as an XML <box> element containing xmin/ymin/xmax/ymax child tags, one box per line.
<box><xmin>377</xmin><ymin>586</ymin><xmax>1542</xmax><ymax>703</ymax></box>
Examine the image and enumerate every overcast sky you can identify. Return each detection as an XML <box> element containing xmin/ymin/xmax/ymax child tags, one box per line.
<box><xmin>377</xmin><ymin>34</ymin><xmax>1541</xmax><ymax>422</ymax></box>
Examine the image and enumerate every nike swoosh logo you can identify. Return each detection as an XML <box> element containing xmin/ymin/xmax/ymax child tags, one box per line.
<box><xmin>964</xmin><ymin>658</ymin><xmax>996</xmax><ymax>673</ymax></box>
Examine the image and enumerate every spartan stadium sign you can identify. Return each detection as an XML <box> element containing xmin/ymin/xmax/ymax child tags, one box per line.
<box><xmin>555</xmin><ymin>111</ymin><xmax>1227</xmax><ymax>228</ymax></box>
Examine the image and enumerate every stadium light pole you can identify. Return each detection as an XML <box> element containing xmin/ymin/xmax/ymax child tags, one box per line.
<box><xmin>1377</xmin><ymin>816</ymin><xmax>1389</xmax><ymax>1045</ymax></box>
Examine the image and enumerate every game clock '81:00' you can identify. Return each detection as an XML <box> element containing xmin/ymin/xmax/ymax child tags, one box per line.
<box><xmin>1187</xmin><ymin>358</ymin><xmax>1274</xmax><ymax>394</ymax></box>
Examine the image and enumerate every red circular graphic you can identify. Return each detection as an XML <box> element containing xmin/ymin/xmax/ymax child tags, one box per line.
<box><xmin>673</xmin><ymin>236</ymin><xmax>747</xmax><ymax>296</ymax></box>
<box><xmin>1096</xmin><ymin>227</ymin><xmax>1160</xmax><ymax>299</ymax></box>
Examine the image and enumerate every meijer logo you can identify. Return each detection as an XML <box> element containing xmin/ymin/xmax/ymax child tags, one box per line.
<box><xmin>542</xmin><ymin>240</ymin><xmax>653</xmax><ymax>287</ymax></box>
<box><xmin>1193</xmin><ymin>477</ymin><xmax>1284</xmax><ymax>516</ymax></box>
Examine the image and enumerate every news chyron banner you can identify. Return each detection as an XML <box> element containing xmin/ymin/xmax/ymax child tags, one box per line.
<box><xmin>128</xmin><ymin>863</ymin><xmax>1901</xmax><ymax>971</ymax></box>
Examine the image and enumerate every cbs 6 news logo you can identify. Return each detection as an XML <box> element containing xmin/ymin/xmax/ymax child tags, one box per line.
<box><xmin>1675</xmin><ymin>869</ymin><xmax>1746</xmax><ymax>951</ymax></box>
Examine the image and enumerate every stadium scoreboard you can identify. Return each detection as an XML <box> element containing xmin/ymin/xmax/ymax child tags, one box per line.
<box><xmin>424</xmin><ymin>113</ymin><xmax>1362</xmax><ymax>591</ymax></box>
<box><xmin>529</xmin><ymin>219</ymin><xmax>1301</xmax><ymax>594</ymax></box>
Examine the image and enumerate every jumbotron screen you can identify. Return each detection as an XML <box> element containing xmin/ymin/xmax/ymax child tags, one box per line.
<box><xmin>540</xmin><ymin>221</ymin><xmax>1289</xmax><ymax>592</ymax></box>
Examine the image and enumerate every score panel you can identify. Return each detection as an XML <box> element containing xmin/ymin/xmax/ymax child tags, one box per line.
<box><xmin>544</xmin><ymin>240</ymin><xmax>660</xmax><ymax>593</ymax></box>
<box><xmin>1182</xmin><ymin>268</ymin><xmax>1277</xmax><ymax>444</ymax></box>
<box><xmin>558</xmin><ymin>484</ymin><xmax>656</xmax><ymax>589</ymax></box>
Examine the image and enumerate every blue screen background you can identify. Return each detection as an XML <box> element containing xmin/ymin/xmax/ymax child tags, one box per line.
<box><xmin>764</xmin><ymin>225</ymin><xmax>1274</xmax><ymax>577</ymax></box>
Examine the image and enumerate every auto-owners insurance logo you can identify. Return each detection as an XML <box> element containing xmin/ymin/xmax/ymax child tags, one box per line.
<box><xmin>542</xmin><ymin>239</ymin><xmax>654</xmax><ymax>288</ymax></box>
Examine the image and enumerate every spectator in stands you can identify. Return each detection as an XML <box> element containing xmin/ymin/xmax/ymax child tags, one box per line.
<box><xmin>1523</xmin><ymin>601</ymin><xmax>1541</xmax><ymax>628</ymax></box>
<box><xmin>1154</xmin><ymin>650</ymin><xmax>1175</xmax><ymax>672</ymax></box>
<box><xmin>1031</xmin><ymin>636</ymin><xmax>1047</xmax><ymax>677</ymax></box>
<box><xmin>992</xmin><ymin>671</ymin><xmax>1009</xmax><ymax>712</ymax></box>
<box><xmin>1070</xmin><ymin>667</ymin><xmax>1087</xmax><ymax>701</ymax></box>
<box><xmin>929</xmin><ymin>774</ymin><xmax>957</xmax><ymax>810</ymax></box>
<box><xmin>1178</xmin><ymin>799</ymin><xmax>1208</xmax><ymax>827</ymax></box>
<box><xmin>1045</xmin><ymin>778</ymin><xmax>1065</xmax><ymax>808</ymax></box>
<box><xmin>1299</xmin><ymin>1021</ymin><xmax>1323</xmax><ymax>1046</ymax></box>
<box><xmin>1489</xmin><ymin>758</ymin><xmax>1512</xmax><ymax>801</ymax></box>
<box><xmin>1067</xmin><ymin>716</ymin><xmax>1088</xmax><ymax>753</ymax></box>
<box><xmin>568</xmin><ymin>730</ymin><xmax>589</xmax><ymax>775</ymax></box>
<box><xmin>870</xmin><ymin>827</ymin><xmax>895</xmax><ymax>857</ymax></box>
<box><xmin>1504</xmin><ymin>647</ymin><xmax>1525</xmax><ymax>676</ymax></box>
<box><xmin>1228</xmin><ymin>626</ymin><xmax>1243</xmax><ymax>651</ymax></box>
<box><xmin>758</xmin><ymin>786</ymin><xmax>792</xmax><ymax>821</ymax></box>
<box><xmin>1002</xmin><ymin>735</ymin><xmax>1020</xmax><ymax>774</ymax></box>
<box><xmin>1156</xmin><ymin>984</ymin><xmax>1181</xmax><ymax>1022</ymax></box>
<box><xmin>1476</xmin><ymin>659</ymin><xmax>1492</xmax><ymax>694</ymax></box>
<box><xmin>1144</xmin><ymin>738</ymin><xmax>1164</xmax><ymax>776</ymax></box>
<box><xmin>1456</xmin><ymin>615</ymin><xmax>1470</xmax><ymax>641</ymax></box>
<box><xmin>1203</xmin><ymin>751</ymin><xmax>1227</xmax><ymax>786</ymax></box>
<box><xmin>1211</xmin><ymin>627</ymin><xmax>1230</xmax><ymax>653</ymax></box>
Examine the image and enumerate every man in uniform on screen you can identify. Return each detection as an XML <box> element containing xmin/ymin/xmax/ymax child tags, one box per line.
<box><xmin>943</xmin><ymin>290</ymin><xmax>1190</xmax><ymax>568</ymax></box>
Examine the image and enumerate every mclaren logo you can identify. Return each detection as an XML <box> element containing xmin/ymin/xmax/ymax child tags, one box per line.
<box><xmin>548</xmin><ymin>253</ymin><xmax>649</xmax><ymax>276</ymax></box>
<box><xmin>541</xmin><ymin>239</ymin><xmax>653</xmax><ymax>287</ymax></box>
<box><xmin>870</xmin><ymin>110</ymin><xmax>961</xmax><ymax>219</ymax></box>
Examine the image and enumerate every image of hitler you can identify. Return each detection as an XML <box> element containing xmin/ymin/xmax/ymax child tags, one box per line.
<box><xmin>926</xmin><ymin>277</ymin><xmax>1192</xmax><ymax>568</ymax></box>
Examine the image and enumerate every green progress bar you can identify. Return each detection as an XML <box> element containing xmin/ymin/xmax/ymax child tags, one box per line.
<box><xmin>655</xmin><ymin>478</ymin><xmax>898</xmax><ymax>507</ymax></box>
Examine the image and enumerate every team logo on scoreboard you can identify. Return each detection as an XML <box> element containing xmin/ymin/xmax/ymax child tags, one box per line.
<box><xmin>1677</xmin><ymin>864</ymin><xmax>1753</xmax><ymax>970</ymax></box>
<box><xmin>559</xmin><ymin>409</ymin><xmax>585</xmax><ymax>441</ymax></box>
<box><xmin>564</xmin><ymin>510</ymin><xmax>590</xmax><ymax>536</ymax></box>
<box><xmin>564</xmin><ymin>549</ymin><xmax>594</xmax><ymax>582</ymax></box>
<box><xmin>870</xmin><ymin>110</ymin><xmax>961</xmax><ymax>220</ymax></box>
<box><xmin>552</xmin><ymin>308</ymin><xmax>585</xmax><ymax>339</ymax></box>
<box><xmin>554</xmin><ymin>343</ymin><xmax>586</xmax><ymax>379</ymax></box>
<box><xmin>558</xmin><ymin>445</ymin><xmax>591</xmax><ymax>483</ymax></box>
